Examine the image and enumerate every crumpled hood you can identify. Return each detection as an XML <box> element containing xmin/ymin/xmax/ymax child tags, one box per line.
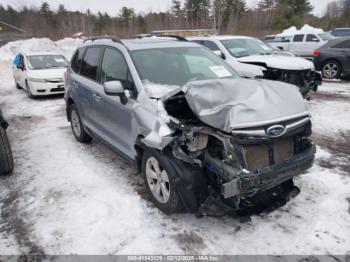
<box><xmin>237</xmin><ymin>55</ymin><xmax>314</xmax><ymax>71</ymax></box>
<box><xmin>181</xmin><ymin>79</ymin><xmax>309</xmax><ymax>132</ymax></box>
<box><xmin>27</xmin><ymin>68</ymin><xmax>66</xmax><ymax>79</ymax></box>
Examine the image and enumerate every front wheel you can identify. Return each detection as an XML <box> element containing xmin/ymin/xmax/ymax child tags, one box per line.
<box><xmin>322</xmin><ymin>60</ymin><xmax>342</xmax><ymax>79</ymax></box>
<box><xmin>69</xmin><ymin>104</ymin><xmax>91</xmax><ymax>143</ymax></box>
<box><xmin>25</xmin><ymin>81</ymin><xmax>36</xmax><ymax>99</ymax></box>
<box><xmin>142</xmin><ymin>150</ymin><xmax>183</xmax><ymax>214</ymax></box>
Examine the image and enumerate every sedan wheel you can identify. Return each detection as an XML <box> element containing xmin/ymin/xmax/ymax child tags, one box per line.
<box><xmin>322</xmin><ymin>61</ymin><xmax>341</xmax><ymax>79</ymax></box>
<box><xmin>145</xmin><ymin>157</ymin><xmax>170</xmax><ymax>203</ymax></box>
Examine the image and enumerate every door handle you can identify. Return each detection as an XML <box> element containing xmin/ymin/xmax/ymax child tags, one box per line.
<box><xmin>93</xmin><ymin>93</ymin><xmax>101</xmax><ymax>102</ymax></box>
<box><xmin>72</xmin><ymin>81</ymin><xmax>79</xmax><ymax>89</ymax></box>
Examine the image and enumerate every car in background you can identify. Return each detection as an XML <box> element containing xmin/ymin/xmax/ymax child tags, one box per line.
<box><xmin>268</xmin><ymin>32</ymin><xmax>334</xmax><ymax>58</ymax></box>
<box><xmin>65</xmin><ymin>36</ymin><xmax>315</xmax><ymax>215</ymax></box>
<box><xmin>12</xmin><ymin>52</ymin><xmax>68</xmax><ymax>98</ymax></box>
<box><xmin>313</xmin><ymin>37</ymin><xmax>350</xmax><ymax>79</ymax></box>
<box><xmin>0</xmin><ymin>109</ymin><xmax>14</xmax><ymax>175</ymax></box>
<box><xmin>189</xmin><ymin>35</ymin><xmax>321</xmax><ymax>97</ymax></box>
<box><xmin>330</xmin><ymin>28</ymin><xmax>350</xmax><ymax>38</ymax></box>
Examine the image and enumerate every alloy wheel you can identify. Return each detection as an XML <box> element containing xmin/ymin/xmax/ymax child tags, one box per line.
<box><xmin>145</xmin><ymin>157</ymin><xmax>170</xmax><ymax>204</ymax></box>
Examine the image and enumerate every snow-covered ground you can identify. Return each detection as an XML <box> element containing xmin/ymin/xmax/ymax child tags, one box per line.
<box><xmin>0</xmin><ymin>39</ymin><xmax>350</xmax><ymax>256</ymax></box>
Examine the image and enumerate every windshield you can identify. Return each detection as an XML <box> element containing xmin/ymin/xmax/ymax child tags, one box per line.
<box><xmin>27</xmin><ymin>55</ymin><xmax>68</xmax><ymax>70</ymax></box>
<box><xmin>131</xmin><ymin>47</ymin><xmax>239</xmax><ymax>96</ymax></box>
<box><xmin>318</xmin><ymin>33</ymin><xmax>334</xmax><ymax>41</ymax></box>
<box><xmin>220</xmin><ymin>38</ymin><xmax>273</xmax><ymax>58</ymax></box>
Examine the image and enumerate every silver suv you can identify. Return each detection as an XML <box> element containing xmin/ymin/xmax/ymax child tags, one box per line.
<box><xmin>65</xmin><ymin>36</ymin><xmax>316</xmax><ymax>215</ymax></box>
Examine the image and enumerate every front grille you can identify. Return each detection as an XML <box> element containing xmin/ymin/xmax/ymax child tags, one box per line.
<box><xmin>51</xmin><ymin>87</ymin><xmax>65</xmax><ymax>92</ymax></box>
<box><xmin>45</xmin><ymin>79</ymin><xmax>63</xmax><ymax>83</ymax></box>
<box><xmin>242</xmin><ymin>136</ymin><xmax>294</xmax><ymax>171</ymax></box>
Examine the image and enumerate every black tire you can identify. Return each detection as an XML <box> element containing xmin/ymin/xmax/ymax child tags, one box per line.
<box><xmin>0</xmin><ymin>125</ymin><xmax>14</xmax><ymax>175</ymax></box>
<box><xmin>15</xmin><ymin>81</ymin><xmax>22</xmax><ymax>89</ymax></box>
<box><xmin>321</xmin><ymin>60</ymin><xmax>342</xmax><ymax>79</ymax></box>
<box><xmin>25</xmin><ymin>80</ymin><xmax>36</xmax><ymax>99</ymax></box>
<box><xmin>142</xmin><ymin>149</ymin><xmax>184</xmax><ymax>214</ymax></box>
<box><xmin>69</xmin><ymin>104</ymin><xmax>91</xmax><ymax>143</ymax></box>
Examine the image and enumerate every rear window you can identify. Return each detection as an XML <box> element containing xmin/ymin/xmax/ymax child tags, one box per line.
<box><xmin>293</xmin><ymin>35</ymin><xmax>304</xmax><ymax>42</ymax></box>
<box><xmin>80</xmin><ymin>47</ymin><xmax>103</xmax><ymax>81</ymax></box>
<box><xmin>71</xmin><ymin>47</ymin><xmax>85</xmax><ymax>73</ymax></box>
<box><xmin>331</xmin><ymin>29</ymin><xmax>350</xmax><ymax>37</ymax></box>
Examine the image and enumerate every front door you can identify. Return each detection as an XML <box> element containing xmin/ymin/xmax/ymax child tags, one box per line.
<box><xmin>94</xmin><ymin>47</ymin><xmax>136</xmax><ymax>157</ymax></box>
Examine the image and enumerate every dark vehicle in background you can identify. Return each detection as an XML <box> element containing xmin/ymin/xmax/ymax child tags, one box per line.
<box><xmin>330</xmin><ymin>28</ymin><xmax>350</xmax><ymax>38</ymax></box>
<box><xmin>0</xmin><ymin>109</ymin><xmax>14</xmax><ymax>175</ymax></box>
<box><xmin>313</xmin><ymin>37</ymin><xmax>350</xmax><ymax>79</ymax></box>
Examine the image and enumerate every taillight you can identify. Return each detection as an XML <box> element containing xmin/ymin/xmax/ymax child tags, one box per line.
<box><xmin>64</xmin><ymin>69</ymin><xmax>68</xmax><ymax>80</ymax></box>
<box><xmin>314</xmin><ymin>49</ymin><xmax>321</xmax><ymax>56</ymax></box>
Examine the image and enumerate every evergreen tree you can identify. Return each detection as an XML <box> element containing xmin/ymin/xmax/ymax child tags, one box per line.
<box><xmin>171</xmin><ymin>0</ymin><xmax>182</xmax><ymax>17</ymax></box>
<box><xmin>257</xmin><ymin>0</ymin><xmax>276</xmax><ymax>11</ymax></box>
<box><xmin>184</xmin><ymin>0</ymin><xmax>211</xmax><ymax>27</ymax></box>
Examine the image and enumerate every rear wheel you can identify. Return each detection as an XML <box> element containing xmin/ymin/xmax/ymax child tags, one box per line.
<box><xmin>322</xmin><ymin>60</ymin><xmax>342</xmax><ymax>79</ymax></box>
<box><xmin>0</xmin><ymin>124</ymin><xmax>14</xmax><ymax>175</ymax></box>
<box><xmin>142</xmin><ymin>150</ymin><xmax>183</xmax><ymax>214</ymax></box>
<box><xmin>69</xmin><ymin>104</ymin><xmax>91</xmax><ymax>143</ymax></box>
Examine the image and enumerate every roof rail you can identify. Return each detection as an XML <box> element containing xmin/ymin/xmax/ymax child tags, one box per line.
<box><xmin>135</xmin><ymin>34</ymin><xmax>189</xmax><ymax>42</ymax></box>
<box><xmin>83</xmin><ymin>36</ymin><xmax>123</xmax><ymax>44</ymax></box>
<box><xmin>155</xmin><ymin>35</ymin><xmax>189</xmax><ymax>42</ymax></box>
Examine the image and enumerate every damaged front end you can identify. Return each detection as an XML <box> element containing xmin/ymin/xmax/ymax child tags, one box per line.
<box><xmin>262</xmin><ymin>68</ymin><xmax>322</xmax><ymax>98</ymax></box>
<box><xmin>156</xmin><ymin>79</ymin><xmax>316</xmax><ymax>213</ymax></box>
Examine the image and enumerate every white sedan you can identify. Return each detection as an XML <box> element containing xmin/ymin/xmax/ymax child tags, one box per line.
<box><xmin>12</xmin><ymin>52</ymin><xmax>68</xmax><ymax>98</ymax></box>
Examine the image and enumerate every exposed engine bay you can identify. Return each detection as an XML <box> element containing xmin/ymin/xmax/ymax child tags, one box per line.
<box><xmin>262</xmin><ymin>68</ymin><xmax>322</xmax><ymax>98</ymax></box>
<box><xmin>147</xmin><ymin>78</ymin><xmax>316</xmax><ymax>214</ymax></box>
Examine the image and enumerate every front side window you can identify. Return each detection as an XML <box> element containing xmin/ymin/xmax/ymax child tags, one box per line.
<box><xmin>80</xmin><ymin>47</ymin><xmax>103</xmax><ymax>81</ymax></box>
<box><xmin>26</xmin><ymin>55</ymin><xmax>68</xmax><ymax>70</ymax></box>
<box><xmin>131</xmin><ymin>47</ymin><xmax>239</xmax><ymax>97</ymax></box>
<box><xmin>293</xmin><ymin>34</ymin><xmax>304</xmax><ymax>42</ymax></box>
<box><xmin>203</xmin><ymin>41</ymin><xmax>220</xmax><ymax>51</ymax></box>
<box><xmin>100</xmin><ymin>48</ymin><xmax>132</xmax><ymax>90</ymax></box>
<box><xmin>220</xmin><ymin>38</ymin><xmax>272</xmax><ymax>58</ymax></box>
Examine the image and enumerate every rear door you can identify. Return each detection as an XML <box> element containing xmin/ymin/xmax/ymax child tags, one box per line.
<box><xmin>73</xmin><ymin>46</ymin><xmax>104</xmax><ymax>131</ymax></box>
<box><xmin>304</xmin><ymin>34</ymin><xmax>322</xmax><ymax>56</ymax></box>
<box><xmin>332</xmin><ymin>39</ymin><xmax>350</xmax><ymax>70</ymax></box>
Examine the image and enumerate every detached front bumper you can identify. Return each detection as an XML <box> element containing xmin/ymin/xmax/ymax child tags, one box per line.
<box><xmin>222</xmin><ymin>145</ymin><xmax>316</xmax><ymax>198</ymax></box>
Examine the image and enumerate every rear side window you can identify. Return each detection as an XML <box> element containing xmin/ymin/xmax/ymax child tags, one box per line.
<box><xmin>71</xmin><ymin>47</ymin><xmax>85</xmax><ymax>73</ymax></box>
<box><xmin>293</xmin><ymin>34</ymin><xmax>304</xmax><ymax>42</ymax></box>
<box><xmin>80</xmin><ymin>47</ymin><xmax>103</xmax><ymax>81</ymax></box>
<box><xmin>203</xmin><ymin>41</ymin><xmax>220</xmax><ymax>51</ymax></box>
<box><xmin>333</xmin><ymin>40</ymin><xmax>350</xmax><ymax>49</ymax></box>
<box><xmin>306</xmin><ymin>34</ymin><xmax>319</xmax><ymax>42</ymax></box>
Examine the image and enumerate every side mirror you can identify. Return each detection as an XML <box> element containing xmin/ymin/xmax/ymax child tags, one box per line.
<box><xmin>104</xmin><ymin>81</ymin><xmax>124</xmax><ymax>96</ymax></box>
<box><xmin>213</xmin><ymin>50</ymin><xmax>225</xmax><ymax>59</ymax></box>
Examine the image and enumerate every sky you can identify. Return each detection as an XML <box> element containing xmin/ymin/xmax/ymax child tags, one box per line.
<box><xmin>2</xmin><ymin>0</ymin><xmax>334</xmax><ymax>17</ymax></box>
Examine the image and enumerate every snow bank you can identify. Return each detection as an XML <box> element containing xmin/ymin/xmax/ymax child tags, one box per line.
<box><xmin>278</xmin><ymin>24</ymin><xmax>324</xmax><ymax>36</ymax></box>
<box><xmin>0</xmin><ymin>37</ymin><xmax>83</xmax><ymax>62</ymax></box>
